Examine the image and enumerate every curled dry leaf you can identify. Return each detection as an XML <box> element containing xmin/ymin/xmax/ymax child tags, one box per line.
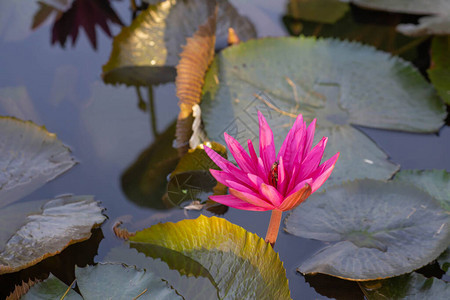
<box><xmin>113</xmin><ymin>221</ymin><xmax>136</xmax><ymax>240</ymax></box>
<box><xmin>6</xmin><ymin>279</ymin><xmax>39</xmax><ymax>300</ymax></box>
<box><xmin>175</xmin><ymin>10</ymin><xmax>217</xmax><ymax>155</ymax></box>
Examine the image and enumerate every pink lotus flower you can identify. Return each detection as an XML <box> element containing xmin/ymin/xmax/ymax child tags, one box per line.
<box><xmin>205</xmin><ymin>111</ymin><xmax>339</xmax><ymax>212</ymax></box>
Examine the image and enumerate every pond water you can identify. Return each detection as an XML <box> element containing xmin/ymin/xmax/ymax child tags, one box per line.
<box><xmin>0</xmin><ymin>0</ymin><xmax>449</xmax><ymax>299</ymax></box>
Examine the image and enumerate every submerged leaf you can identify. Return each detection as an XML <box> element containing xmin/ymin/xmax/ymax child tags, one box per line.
<box><xmin>129</xmin><ymin>215</ymin><xmax>291</xmax><ymax>299</ymax></box>
<box><xmin>102</xmin><ymin>0</ymin><xmax>256</xmax><ymax>86</ymax></box>
<box><xmin>0</xmin><ymin>117</ymin><xmax>76</xmax><ymax>209</ymax></box>
<box><xmin>0</xmin><ymin>195</ymin><xmax>106</xmax><ymax>275</ymax></box>
<box><xmin>360</xmin><ymin>272</ymin><xmax>450</xmax><ymax>299</ymax></box>
<box><xmin>201</xmin><ymin>37</ymin><xmax>445</xmax><ymax>187</ymax></box>
<box><xmin>287</xmin><ymin>0</ymin><xmax>349</xmax><ymax>24</ymax></box>
<box><xmin>349</xmin><ymin>0</ymin><xmax>450</xmax><ymax>36</ymax></box>
<box><xmin>428</xmin><ymin>36</ymin><xmax>450</xmax><ymax>104</ymax></box>
<box><xmin>121</xmin><ymin>121</ymin><xmax>179</xmax><ymax>210</ymax></box>
<box><xmin>176</xmin><ymin>10</ymin><xmax>217</xmax><ymax>154</ymax></box>
<box><xmin>168</xmin><ymin>142</ymin><xmax>227</xmax><ymax>208</ymax></box>
<box><xmin>284</xmin><ymin>179</ymin><xmax>450</xmax><ymax>280</ymax></box>
<box><xmin>283</xmin><ymin>11</ymin><xmax>422</xmax><ymax>61</ymax></box>
<box><xmin>23</xmin><ymin>263</ymin><xmax>182</xmax><ymax>299</ymax></box>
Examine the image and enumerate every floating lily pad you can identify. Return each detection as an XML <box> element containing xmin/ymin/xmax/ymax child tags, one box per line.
<box><xmin>0</xmin><ymin>117</ymin><xmax>76</xmax><ymax>209</ymax></box>
<box><xmin>284</xmin><ymin>179</ymin><xmax>450</xmax><ymax>280</ymax></box>
<box><xmin>349</xmin><ymin>0</ymin><xmax>450</xmax><ymax>36</ymax></box>
<box><xmin>359</xmin><ymin>272</ymin><xmax>450</xmax><ymax>299</ymax></box>
<box><xmin>22</xmin><ymin>274</ymin><xmax>80</xmax><ymax>300</ymax></box>
<box><xmin>287</xmin><ymin>0</ymin><xmax>349</xmax><ymax>24</ymax></box>
<box><xmin>0</xmin><ymin>195</ymin><xmax>106</xmax><ymax>275</ymax></box>
<box><xmin>23</xmin><ymin>263</ymin><xmax>182</xmax><ymax>299</ymax></box>
<box><xmin>428</xmin><ymin>36</ymin><xmax>450</xmax><ymax>104</ymax></box>
<box><xmin>102</xmin><ymin>0</ymin><xmax>256</xmax><ymax>86</ymax></box>
<box><xmin>201</xmin><ymin>37</ymin><xmax>445</xmax><ymax>187</ymax></box>
<box><xmin>394</xmin><ymin>169</ymin><xmax>450</xmax><ymax>212</ymax></box>
<box><xmin>105</xmin><ymin>245</ymin><xmax>219</xmax><ymax>300</ymax></box>
<box><xmin>129</xmin><ymin>215</ymin><xmax>291</xmax><ymax>299</ymax></box>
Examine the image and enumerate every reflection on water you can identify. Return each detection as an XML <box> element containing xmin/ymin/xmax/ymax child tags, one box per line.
<box><xmin>0</xmin><ymin>0</ymin><xmax>449</xmax><ymax>299</ymax></box>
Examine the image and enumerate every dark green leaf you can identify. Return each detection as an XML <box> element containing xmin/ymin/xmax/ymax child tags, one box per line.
<box><xmin>287</xmin><ymin>0</ymin><xmax>349</xmax><ymax>24</ymax></box>
<box><xmin>428</xmin><ymin>36</ymin><xmax>450</xmax><ymax>104</ymax></box>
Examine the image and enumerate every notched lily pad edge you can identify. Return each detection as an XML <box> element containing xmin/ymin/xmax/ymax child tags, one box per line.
<box><xmin>0</xmin><ymin>196</ymin><xmax>107</xmax><ymax>275</ymax></box>
<box><xmin>285</xmin><ymin>178</ymin><xmax>450</xmax><ymax>281</ymax></box>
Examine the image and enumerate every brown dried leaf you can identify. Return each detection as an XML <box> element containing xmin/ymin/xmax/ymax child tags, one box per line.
<box><xmin>175</xmin><ymin>9</ymin><xmax>217</xmax><ymax>156</ymax></box>
<box><xmin>113</xmin><ymin>221</ymin><xmax>136</xmax><ymax>240</ymax></box>
<box><xmin>6</xmin><ymin>279</ymin><xmax>39</xmax><ymax>300</ymax></box>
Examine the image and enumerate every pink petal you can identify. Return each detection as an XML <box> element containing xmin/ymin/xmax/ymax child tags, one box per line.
<box><xmin>287</xmin><ymin>178</ymin><xmax>313</xmax><ymax>197</ymax></box>
<box><xmin>224</xmin><ymin>133</ymin><xmax>255</xmax><ymax>173</ymax></box>
<box><xmin>247</xmin><ymin>173</ymin><xmax>265</xmax><ymax>190</ymax></box>
<box><xmin>303</xmin><ymin>118</ymin><xmax>316</xmax><ymax>158</ymax></box>
<box><xmin>278</xmin><ymin>183</ymin><xmax>311</xmax><ymax>211</ymax></box>
<box><xmin>258</xmin><ymin>111</ymin><xmax>276</xmax><ymax>173</ymax></box>
<box><xmin>289</xmin><ymin>125</ymin><xmax>307</xmax><ymax>170</ymax></box>
<box><xmin>298</xmin><ymin>137</ymin><xmax>327</xmax><ymax>180</ymax></box>
<box><xmin>229</xmin><ymin>188</ymin><xmax>275</xmax><ymax>210</ymax></box>
<box><xmin>209</xmin><ymin>195</ymin><xmax>268</xmax><ymax>211</ymax></box>
<box><xmin>277</xmin><ymin>156</ymin><xmax>288</xmax><ymax>196</ymax></box>
<box><xmin>309</xmin><ymin>152</ymin><xmax>339</xmax><ymax>193</ymax></box>
<box><xmin>247</xmin><ymin>139</ymin><xmax>259</xmax><ymax>165</ymax></box>
<box><xmin>225</xmin><ymin>180</ymin><xmax>256</xmax><ymax>194</ymax></box>
<box><xmin>209</xmin><ymin>169</ymin><xmax>253</xmax><ymax>190</ymax></box>
<box><xmin>259</xmin><ymin>183</ymin><xmax>283</xmax><ymax>207</ymax></box>
<box><xmin>205</xmin><ymin>146</ymin><xmax>253</xmax><ymax>184</ymax></box>
<box><xmin>277</xmin><ymin>114</ymin><xmax>304</xmax><ymax>170</ymax></box>
<box><xmin>257</xmin><ymin>157</ymin><xmax>269</xmax><ymax>184</ymax></box>
<box><xmin>204</xmin><ymin>146</ymin><xmax>236</xmax><ymax>173</ymax></box>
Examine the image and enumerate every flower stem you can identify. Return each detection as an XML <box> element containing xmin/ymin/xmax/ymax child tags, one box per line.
<box><xmin>265</xmin><ymin>209</ymin><xmax>282</xmax><ymax>247</ymax></box>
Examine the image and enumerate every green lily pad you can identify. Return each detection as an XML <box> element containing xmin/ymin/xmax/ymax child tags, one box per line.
<box><xmin>359</xmin><ymin>272</ymin><xmax>450</xmax><ymax>299</ymax></box>
<box><xmin>394</xmin><ymin>169</ymin><xmax>450</xmax><ymax>212</ymax></box>
<box><xmin>102</xmin><ymin>0</ymin><xmax>256</xmax><ymax>86</ymax></box>
<box><xmin>428</xmin><ymin>36</ymin><xmax>450</xmax><ymax>104</ymax></box>
<box><xmin>287</xmin><ymin>0</ymin><xmax>349</xmax><ymax>24</ymax></box>
<box><xmin>23</xmin><ymin>263</ymin><xmax>182</xmax><ymax>299</ymax></box>
<box><xmin>0</xmin><ymin>117</ymin><xmax>76</xmax><ymax>209</ymax></box>
<box><xmin>284</xmin><ymin>179</ymin><xmax>450</xmax><ymax>280</ymax></box>
<box><xmin>0</xmin><ymin>195</ymin><xmax>106</xmax><ymax>275</ymax></box>
<box><xmin>129</xmin><ymin>215</ymin><xmax>291</xmax><ymax>299</ymax></box>
<box><xmin>349</xmin><ymin>0</ymin><xmax>450</xmax><ymax>36</ymax></box>
<box><xmin>201</xmin><ymin>37</ymin><xmax>445</xmax><ymax>187</ymax></box>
